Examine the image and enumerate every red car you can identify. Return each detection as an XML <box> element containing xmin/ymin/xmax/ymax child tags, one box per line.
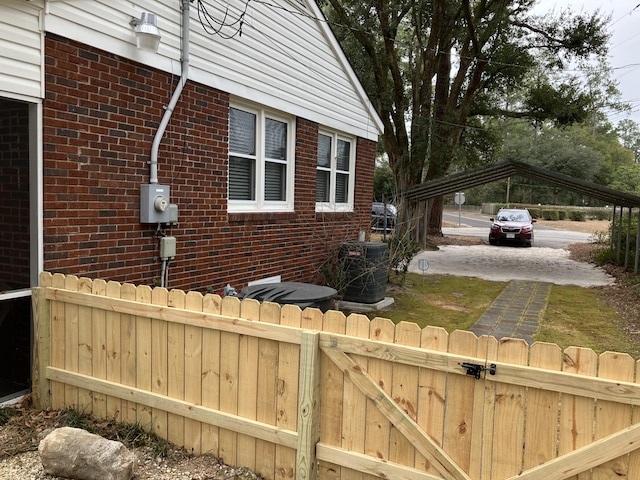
<box><xmin>489</xmin><ymin>208</ymin><xmax>535</xmax><ymax>247</ymax></box>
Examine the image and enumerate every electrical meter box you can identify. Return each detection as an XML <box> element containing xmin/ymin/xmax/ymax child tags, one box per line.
<box><xmin>140</xmin><ymin>184</ymin><xmax>171</xmax><ymax>223</ymax></box>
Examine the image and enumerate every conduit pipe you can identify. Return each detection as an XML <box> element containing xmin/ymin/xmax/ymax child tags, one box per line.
<box><xmin>149</xmin><ymin>0</ymin><xmax>190</xmax><ymax>184</ymax></box>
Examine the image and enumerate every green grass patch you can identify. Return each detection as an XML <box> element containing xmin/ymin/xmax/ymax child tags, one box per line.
<box><xmin>351</xmin><ymin>273</ymin><xmax>637</xmax><ymax>358</ymax></box>
<box><xmin>535</xmin><ymin>285</ymin><xmax>636</xmax><ymax>356</ymax></box>
<box><xmin>375</xmin><ymin>273</ymin><xmax>507</xmax><ymax>331</ymax></box>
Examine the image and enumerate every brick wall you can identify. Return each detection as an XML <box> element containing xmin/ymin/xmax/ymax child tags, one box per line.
<box><xmin>0</xmin><ymin>100</ymin><xmax>30</xmax><ymax>288</ymax></box>
<box><xmin>43</xmin><ymin>35</ymin><xmax>376</xmax><ymax>293</ymax></box>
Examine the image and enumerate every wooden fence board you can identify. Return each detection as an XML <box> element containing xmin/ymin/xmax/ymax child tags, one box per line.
<box><xmin>390</xmin><ymin>321</ymin><xmax>421</xmax><ymax>469</ymax></box>
<box><xmin>319</xmin><ymin>309</ymin><xmax>347</xmax><ymax>480</ymax></box>
<box><xmin>91</xmin><ymin>278</ymin><xmax>108</xmax><ymax>418</ymax></box>
<box><xmin>560</xmin><ymin>347</ymin><xmax>597</xmax><ymax>480</ymax></box>
<box><xmin>77</xmin><ymin>277</ymin><xmax>93</xmax><ymax>410</ymax></box>
<box><xmin>63</xmin><ymin>275</ymin><xmax>79</xmax><ymax>409</ymax></box>
<box><xmin>523</xmin><ymin>342</ymin><xmax>563</xmax><ymax>471</ymax></box>
<box><xmin>363</xmin><ymin>317</ymin><xmax>394</xmax><ymax>477</ymax></box>
<box><xmin>219</xmin><ymin>296</ymin><xmax>241</xmax><ymax>466</ymax></box>
<box><xmin>201</xmin><ymin>293</ymin><xmax>222</xmax><ymax>456</ymax></box>
<box><xmin>255</xmin><ymin>301</ymin><xmax>281</xmax><ymax>480</ymax></box>
<box><xmin>276</xmin><ymin>305</ymin><xmax>303</xmax><ymax>480</ymax></box>
<box><xmin>135</xmin><ymin>285</ymin><xmax>153</xmax><ymax>430</ymax></box>
<box><xmin>50</xmin><ymin>273</ymin><xmax>66</xmax><ymax>410</ymax></box>
<box><xmin>444</xmin><ymin>330</ymin><xmax>478</xmax><ymax>474</ymax></box>
<box><xmin>417</xmin><ymin>326</ymin><xmax>448</xmax><ymax>475</ymax></box>
<box><xmin>167</xmin><ymin>289</ymin><xmax>186</xmax><ymax>448</ymax></box>
<box><xmin>342</xmin><ymin>314</ymin><xmax>370</xmax><ymax>480</ymax></box>
<box><xmin>120</xmin><ymin>283</ymin><xmax>138</xmax><ymax>424</ymax></box>
<box><xmin>237</xmin><ymin>298</ymin><xmax>260</xmax><ymax>470</ymax></box>
<box><xmin>469</xmin><ymin>335</ymin><xmax>498</xmax><ymax>479</ymax></box>
<box><xmin>491</xmin><ymin>339</ymin><xmax>529</xmax><ymax>478</ymax></box>
<box><xmin>151</xmin><ymin>287</ymin><xmax>169</xmax><ymax>439</ymax></box>
<box><xmin>629</xmin><ymin>359</ymin><xmax>640</xmax><ymax>477</ymax></box>
<box><xmin>184</xmin><ymin>291</ymin><xmax>204</xmax><ymax>454</ymax></box>
<box><xmin>106</xmin><ymin>280</ymin><xmax>123</xmax><ymax>420</ymax></box>
<box><xmin>592</xmin><ymin>352</ymin><xmax>635</xmax><ymax>479</ymax></box>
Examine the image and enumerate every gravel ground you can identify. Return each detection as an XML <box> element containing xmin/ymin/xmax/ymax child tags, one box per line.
<box><xmin>0</xmin><ymin>398</ymin><xmax>262</xmax><ymax>480</ymax></box>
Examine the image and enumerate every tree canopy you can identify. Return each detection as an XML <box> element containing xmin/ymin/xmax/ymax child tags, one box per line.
<box><xmin>320</xmin><ymin>0</ymin><xmax>611</xmax><ymax>234</ymax></box>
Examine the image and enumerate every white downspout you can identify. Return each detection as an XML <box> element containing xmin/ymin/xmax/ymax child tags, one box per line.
<box><xmin>149</xmin><ymin>0</ymin><xmax>190</xmax><ymax>184</ymax></box>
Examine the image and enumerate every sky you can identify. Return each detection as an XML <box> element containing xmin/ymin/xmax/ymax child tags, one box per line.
<box><xmin>535</xmin><ymin>0</ymin><xmax>640</xmax><ymax>125</ymax></box>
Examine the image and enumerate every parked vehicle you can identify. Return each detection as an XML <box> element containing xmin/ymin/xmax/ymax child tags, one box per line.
<box><xmin>371</xmin><ymin>202</ymin><xmax>397</xmax><ymax>231</ymax></box>
<box><xmin>489</xmin><ymin>208</ymin><xmax>535</xmax><ymax>247</ymax></box>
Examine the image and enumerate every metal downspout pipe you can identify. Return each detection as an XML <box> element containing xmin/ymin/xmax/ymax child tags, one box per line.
<box><xmin>150</xmin><ymin>0</ymin><xmax>190</xmax><ymax>184</ymax></box>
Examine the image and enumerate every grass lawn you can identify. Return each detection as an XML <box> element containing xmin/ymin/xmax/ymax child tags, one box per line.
<box><xmin>363</xmin><ymin>272</ymin><xmax>640</xmax><ymax>358</ymax></box>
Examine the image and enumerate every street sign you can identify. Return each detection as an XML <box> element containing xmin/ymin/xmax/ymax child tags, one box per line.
<box><xmin>454</xmin><ymin>192</ymin><xmax>465</xmax><ymax>205</ymax></box>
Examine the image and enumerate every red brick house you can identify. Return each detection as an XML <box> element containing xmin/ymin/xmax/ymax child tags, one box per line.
<box><xmin>0</xmin><ymin>0</ymin><xmax>382</xmax><ymax>400</ymax></box>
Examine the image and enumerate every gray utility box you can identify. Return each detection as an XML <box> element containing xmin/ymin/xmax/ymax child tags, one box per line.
<box><xmin>140</xmin><ymin>184</ymin><xmax>171</xmax><ymax>223</ymax></box>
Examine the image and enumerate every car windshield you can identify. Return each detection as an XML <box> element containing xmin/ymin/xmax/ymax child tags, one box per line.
<box><xmin>497</xmin><ymin>212</ymin><xmax>528</xmax><ymax>222</ymax></box>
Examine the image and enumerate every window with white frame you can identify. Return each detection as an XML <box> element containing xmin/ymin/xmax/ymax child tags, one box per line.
<box><xmin>228</xmin><ymin>104</ymin><xmax>294</xmax><ymax>212</ymax></box>
<box><xmin>316</xmin><ymin>131</ymin><xmax>355</xmax><ymax>211</ymax></box>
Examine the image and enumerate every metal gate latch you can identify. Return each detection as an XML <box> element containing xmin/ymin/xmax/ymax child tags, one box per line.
<box><xmin>461</xmin><ymin>362</ymin><xmax>496</xmax><ymax>379</ymax></box>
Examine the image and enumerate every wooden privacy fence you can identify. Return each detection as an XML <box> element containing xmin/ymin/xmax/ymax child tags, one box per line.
<box><xmin>32</xmin><ymin>272</ymin><xmax>640</xmax><ymax>480</ymax></box>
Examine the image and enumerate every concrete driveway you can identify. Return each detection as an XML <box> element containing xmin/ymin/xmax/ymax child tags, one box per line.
<box><xmin>409</xmin><ymin>244</ymin><xmax>614</xmax><ymax>287</ymax></box>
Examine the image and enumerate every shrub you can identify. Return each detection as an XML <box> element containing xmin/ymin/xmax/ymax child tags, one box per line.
<box><xmin>542</xmin><ymin>209</ymin><xmax>559</xmax><ymax>221</ymax></box>
<box><xmin>569</xmin><ymin>210</ymin><xmax>586</xmax><ymax>222</ymax></box>
<box><xmin>385</xmin><ymin>236</ymin><xmax>421</xmax><ymax>285</ymax></box>
<box><xmin>528</xmin><ymin>207</ymin><xmax>542</xmax><ymax>219</ymax></box>
<box><xmin>557</xmin><ymin>210</ymin><xmax>567</xmax><ymax>220</ymax></box>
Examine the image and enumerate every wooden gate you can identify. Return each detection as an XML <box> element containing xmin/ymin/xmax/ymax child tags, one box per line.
<box><xmin>318</xmin><ymin>328</ymin><xmax>640</xmax><ymax>479</ymax></box>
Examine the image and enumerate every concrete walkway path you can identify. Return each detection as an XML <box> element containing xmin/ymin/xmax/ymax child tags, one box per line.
<box><xmin>470</xmin><ymin>280</ymin><xmax>552</xmax><ymax>344</ymax></box>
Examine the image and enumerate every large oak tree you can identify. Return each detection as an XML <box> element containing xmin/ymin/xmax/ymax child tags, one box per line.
<box><xmin>321</xmin><ymin>0</ymin><xmax>609</xmax><ymax>235</ymax></box>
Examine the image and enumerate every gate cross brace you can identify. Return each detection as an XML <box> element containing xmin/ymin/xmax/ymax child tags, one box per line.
<box><xmin>322</xmin><ymin>347</ymin><xmax>472</xmax><ymax>480</ymax></box>
<box><xmin>505</xmin><ymin>420</ymin><xmax>640</xmax><ymax>480</ymax></box>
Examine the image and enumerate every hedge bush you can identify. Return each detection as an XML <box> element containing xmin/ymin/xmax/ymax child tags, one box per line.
<box><xmin>569</xmin><ymin>210</ymin><xmax>586</xmax><ymax>222</ymax></box>
<box><xmin>542</xmin><ymin>209</ymin><xmax>559</xmax><ymax>221</ymax></box>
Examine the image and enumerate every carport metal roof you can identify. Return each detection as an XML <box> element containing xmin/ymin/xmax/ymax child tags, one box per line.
<box><xmin>402</xmin><ymin>159</ymin><xmax>640</xmax><ymax>208</ymax></box>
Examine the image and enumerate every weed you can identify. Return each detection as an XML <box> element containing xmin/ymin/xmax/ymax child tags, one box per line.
<box><xmin>0</xmin><ymin>407</ymin><xmax>17</xmax><ymax>426</ymax></box>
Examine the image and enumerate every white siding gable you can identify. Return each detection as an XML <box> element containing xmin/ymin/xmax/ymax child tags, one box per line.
<box><xmin>41</xmin><ymin>0</ymin><xmax>382</xmax><ymax>140</ymax></box>
<box><xmin>0</xmin><ymin>1</ymin><xmax>43</xmax><ymax>101</ymax></box>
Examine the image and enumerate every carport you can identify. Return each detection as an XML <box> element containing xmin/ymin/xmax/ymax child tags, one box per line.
<box><xmin>401</xmin><ymin>159</ymin><xmax>640</xmax><ymax>273</ymax></box>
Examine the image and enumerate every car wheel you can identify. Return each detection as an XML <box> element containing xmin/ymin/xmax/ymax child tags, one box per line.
<box><xmin>489</xmin><ymin>237</ymin><xmax>497</xmax><ymax>246</ymax></box>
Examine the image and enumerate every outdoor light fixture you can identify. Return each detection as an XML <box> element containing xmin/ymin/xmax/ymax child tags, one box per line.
<box><xmin>130</xmin><ymin>12</ymin><xmax>161</xmax><ymax>52</ymax></box>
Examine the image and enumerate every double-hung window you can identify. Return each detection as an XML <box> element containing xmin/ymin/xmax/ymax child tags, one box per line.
<box><xmin>228</xmin><ymin>104</ymin><xmax>294</xmax><ymax>212</ymax></box>
<box><xmin>316</xmin><ymin>130</ymin><xmax>355</xmax><ymax>211</ymax></box>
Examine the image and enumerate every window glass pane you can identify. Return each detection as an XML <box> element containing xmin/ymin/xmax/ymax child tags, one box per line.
<box><xmin>317</xmin><ymin>134</ymin><xmax>332</xmax><ymax>168</ymax></box>
<box><xmin>229</xmin><ymin>156</ymin><xmax>255</xmax><ymax>200</ymax></box>
<box><xmin>265</xmin><ymin>118</ymin><xmax>287</xmax><ymax>160</ymax></box>
<box><xmin>265</xmin><ymin>161</ymin><xmax>286</xmax><ymax>201</ymax></box>
<box><xmin>316</xmin><ymin>170</ymin><xmax>330</xmax><ymax>202</ymax></box>
<box><xmin>336</xmin><ymin>139</ymin><xmax>350</xmax><ymax>171</ymax></box>
<box><xmin>336</xmin><ymin>172</ymin><xmax>348</xmax><ymax>203</ymax></box>
<box><xmin>229</xmin><ymin>108</ymin><xmax>256</xmax><ymax>155</ymax></box>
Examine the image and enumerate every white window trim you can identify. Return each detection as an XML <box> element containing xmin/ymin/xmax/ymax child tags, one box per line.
<box><xmin>316</xmin><ymin>130</ymin><xmax>356</xmax><ymax>213</ymax></box>
<box><xmin>228</xmin><ymin>102</ymin><xmax>296</xmax><ymax>213</ymax></box>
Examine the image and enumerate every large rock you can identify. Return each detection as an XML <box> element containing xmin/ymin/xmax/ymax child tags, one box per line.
<box><xmin>38</xmin><ymin>426</ymin><xmax>136</xmax><ymax>480</ymax></box>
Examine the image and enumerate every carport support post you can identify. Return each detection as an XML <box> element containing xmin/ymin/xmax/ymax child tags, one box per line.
<box><xmin>423</xmin><ymin>200</ymin><xmax>429</xmax><ymax>247</ymax></box>
<box><xmin>611</xmin><ymin>205</ymin><xmax>617</xmax><ymax>251</ymax></box>
<box><xmin>616</xmin><ymin>206</ymin><xmax>623</xmax><ymax>264</ymax></box>
<box><xmin>636</xmin><ymin>208</ymin><xmax>640</xmax><ymax>275</ymax></box>
<box><xmin>625</xmin><ymin>207</ymin><xmax>632</xmax><ymax>270</ymax></box>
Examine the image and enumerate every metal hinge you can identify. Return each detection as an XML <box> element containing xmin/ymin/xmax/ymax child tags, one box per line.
<box><xmin>461</xmin><ymin>362</ymin><xmax>497</xmax><ymax>380</ymax></box>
